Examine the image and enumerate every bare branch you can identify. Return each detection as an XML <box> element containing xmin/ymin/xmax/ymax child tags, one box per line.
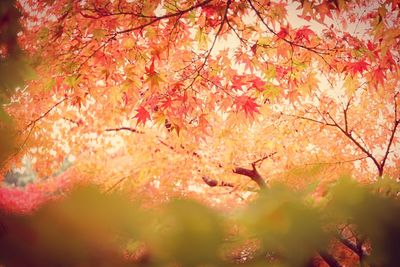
<box><xmin>335</xmin><ymin>233</ymin><xmax>366</xmax><ymax>261</ymax></box>
<box><xmin>319</xmin><ymin>251</ymin><xmax>343</xmax><ymax>267</ymax></box>
<box><xmin>380</xmin><ymin>118</ymin><xmax>399</xmax><ymax>174</ymax></box>
<box><xmin>283</xmin><ymin>113</ymin><xmax>335</xmax><ymax>127</ymax></box>
<box><xmin>25</xmin><ymin>97</ymin><xmax>68</xmax><ymax>130</ymax></box>
<box><xmin>246</xmin><ymin>0</ymin><xmax>335</xmax><ymax>69</ymax></box>
<box><xmin>202</xmin><ymin>176</ymin><xmax>234</xmax><ymax>188</ymax></box>
<box><xmin>184</xmin><ymin>0</ymin><xmax>232</xmax><ymax>90</ymax></box>
<box><xmin>326</xmin><ymin>112</ymin><xmax>382</xmax><ymax>175</ymax></box>
<box><xmin>105</xmin><ymin>127</ymin><xmax>144</xmax><ymax>134</ymax></box>
<box><xmin>233</xmin><ymin>165</ymin><xmax>266</xmax><ymax>189</ymax></box>
<box><xmin>252</xmin><ymin>152</ymin><xmax>277</xmax><ymax>166</ymax></box>
<box><xmin>114</xmin><ymin>0</ymin><xmax>213</xmax><ymax>36</ymax></box>
<box><xmin>105</xmin><ymin>175</ymin><xmax>129</xmax><ymax>193</ymax></box>
<box><xmin>343</xmin><ymin>99</ymin><xmax>351</xmax><ymax>133</ymax></box>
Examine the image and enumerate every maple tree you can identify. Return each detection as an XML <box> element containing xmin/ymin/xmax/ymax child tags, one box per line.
<box><xmin>1</xmin><ymin>0</ymin><xmax>400</xmax><ymax>266</ymax></box>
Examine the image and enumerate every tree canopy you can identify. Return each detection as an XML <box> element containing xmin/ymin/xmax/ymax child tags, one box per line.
<box><xmin>0</xmin><ymin>0</ymin><xmax>400</xmax><ymax>266</ymax></box>
<box><xmin>2</xmin><ymin>0</ymin><xmax>398</xmax><ymax>193</ymax></box>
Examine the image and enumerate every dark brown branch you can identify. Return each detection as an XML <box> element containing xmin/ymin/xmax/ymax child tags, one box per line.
<box><xmin>105</xmin><ymin>127</ymin><xmax>144</xmax><ymax>134</ymax></box>
<box><xmin>184</xmin><ymin>0</ymin><xmax>231</xmax><ymax>90</ymax></box>
<box><xmin>343</xmin><ymin>99</ymin><xmax>351</xmax><ymax>133</ymax></box>
<box><xmin>301</xmin><ymin>156</ymin><xmax>369</xmax><ymax>166</ymax></box>
<box><xmin>335</xmin><ymin>234</ymin><xmax>365</xmax><ymax>261</ymax></box>
<box><xmin>380</xmin><ymin>93</ymin><xmax>400</xmax><ymax>174</ymax></box>
<box><xmin>105</xmin><ymin>176</ymin><xmax>129</xmax><ymax>193</ymax></box>
<box><xmin>226</xmin><ymin>16</ymin><xmax>248</xmax><ymax>45</ymax></box>
<box><xmin>25</xmin><ymin>97</ymin><xmax>68</xmax><ymax>130</ymax></box>
<box><xmin>77</xmin><ymin>0</ymin><xmax>213</xmax><ymax>71</ymax></box>
<box><xmin>380</xmin><ymin>120</ymin><xmax>399</xmax><ymax>175</ymax></box>
<box><xmin>3</xmin><ymin>97</ymin><xmax>68</xmax><ymax>169</ymax></box>
<box><xmin>287</xmin><ymin>107</ymin><xmax>385</xmax><ymax>176</ymax></box>
<box><xmin>158</xmin><ymin>138</ymin><xmax>175</xmax><ymax>151</ymax></box>
<box><xmin>246</xmin><ymin>0</ymin><xmax>334</xmax><ymax>69</ymax></box>
<box><xmin>337</xmin><ymin>235</ymin><xmax>360</xmax><ymax>255</ymax></box>
<box><xmin>202</xmin><ymin>176</ymin><xmax>234</xmax><ymax>188</ymax></box>
<box><xmin>283</xmin><ymin>113</ymin><xmax>335</xmax><ymax>127</ymax></box>
<box><xmin>318</xmin><ymin>251</ymin><xmax>343</xmax><ymax>267</ymax></box>
<box><xmin>252</xmin><ymin>152</ymin><xmax>277</xmax><ymax>165</ymax></box>
<box><xmin>233</xmin><ymin>165</ymin><xmax>266</xmax><ymax>189</ymax></box>
<box><xmin>326</xmin><ymin>112</ymin><xmax>382</xmax><ymax>176</ymax></box>
<box><xmin>113</xmin><ymin>0</ymin><xmax>213</xmax><ymax>35</ymax></box>
<box><xmin>111</xmin><ymin>125</ymin><xmax>269</xmax><ymax>189</ymax></box>
<box><xmin>77</xmin><ymin>37</ymin><xmax>115</xmax><ymax>72</ymax></box>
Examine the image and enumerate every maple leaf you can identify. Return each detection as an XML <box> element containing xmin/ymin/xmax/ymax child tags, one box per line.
<box><xmin>299</xmin><ymin>0</ymin><xmax>314</xmax><ymax>20</ymax></box>
<box><xmin>344</xmin><ymin>74</ymin><xmax>359</xmax><ymax>96</ymax></box>
<box><xmin>145</xmin><ymin>59</ymin><xmax>156</xmax><ymax>76</ymax></box>
<box><xmin>161</xmin><ymin>97</ymin><xmax>173</xmax><ymax>109</ymax></box>
<box><xmin>232</xmin><ymin>75</ymin><xmax>247</xmax><ymax>91</ymax></box>
<box><xmin>277</xmin><ymin>27</ymin><xmax>289</xmax><ymax>39</ymax></box>
<box><xmin>250</xmin><ymin>77</ymin><xmax>266</xmax><ymax>92</ymax></box>
<box><xmin>367</xmin><ymin>40</ymin><xmax>376</xmax><ymax>51</ymax></box>
<box><xmin>197</xmin><ymin>113</ymin><xmax>209</xmax><ymax>135</ymax></box>
<box><xmin>122</xmin><ymin>92</ymin><xmax>129</xmax><ymax>107</ymax></box>
<box><xmin>134</xmin><ymin>106</ymin><xmax>150</xmax><ymax>125</ymax></box>
<box><xmin>345</xmin><ymin>60</ymin><xmax>369</xmax><ymax>76</ymax></box>
<box><xmin>295</xmin><ymin>26</ymin><xmax>315</xmax><ymax>43</ymax></box>
<box><xmin>234</xmin><ymin>95</ymin><xmax>260</xmax><ymax>119</ymax></box>
<box><xmin>315</xmin><ymin>2</ymin><xmax>333</xmax><ymax>22</ymax></box>
<box><xmin>201</xmin><ymin>4</ymin><xmax>222</xmax><ymax>17</ymax></box>
<box><xmin>372</xmin><ymin>67</ymin><xmax>386</xmax><ymax>87</ymax></box>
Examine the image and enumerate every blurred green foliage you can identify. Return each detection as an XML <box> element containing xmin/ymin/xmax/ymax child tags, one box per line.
<box><xmin>0</xmin><ymin>177</ymin><xmax>400</xmax><ymax>267</ymax></box>
<box><xmin>241</xmin><ymin>186</ymin><xmax>328</xmax><ymax>266</ymax></box>
<box><xmin>0</xmin><ymin>0</ymin><xmax>35</xmax><ymax>168</ymax></box>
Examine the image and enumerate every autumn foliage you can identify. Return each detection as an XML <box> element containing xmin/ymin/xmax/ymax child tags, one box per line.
<box><xmin>1</xmin><ymin>0</ymin><xmax>400</xmax><ymax>266</ymax></box>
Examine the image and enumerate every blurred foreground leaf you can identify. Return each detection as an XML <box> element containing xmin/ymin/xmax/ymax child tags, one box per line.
<box><xmin>1</xmin><ymin>179</ymin><xmax>400</xmax><ymax>266</ymax></box>
<box><xmin>241</xmin><ymin>186</ymin><xmax>327</xmax><ymax>266</ymax></box>
<box><xmin>146</xmin><ymin>199</ymin><xmax>224</xmax><ymax>266</ymax></box>
<box><xmin>0</xmin><ymin>186</ymin><xmax>143</xmax><ymax>267</ymax></box>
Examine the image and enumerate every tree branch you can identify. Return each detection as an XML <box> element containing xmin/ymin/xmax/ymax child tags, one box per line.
<box><xmin>380</xmin><ymin>93</ymin><xmax>400</xmax><ymax>174</ymax></box>
<box><xmin>283</xmin><ymin>113</ymin><xmax>336</xmax><ymax>127</ymax></box>
<box><xmin>233</xmin><ymin>165</ymin><xmax>266</xmax><ymax>189</ymax></box>
<box><xmin>318</xmin><ymin>251</ymin><xmax>343</xmax><ymax>267</ymax></box>
<box><xmin>113</xmin><ymin>0</ymin><xmax>213</xmax><ymax>35</ymax></box>
<box><xmin>246</xmin><ymin>0</ymin><xmax>334</xmax><ymax>69</ymax></box>
<box><xmin>326</xmin><ymin>112</ymin><xmax>382</xmax><ymax>175</ymax></box>
<box><xmin>105</xmin><ymin>175</ymin><xmax>129</xmax><ymax>193</ymax></box>
<box><xmin>184</xmin><ymin>0</ymin><xmax>231</xmax><ymax>90</ymax></box>
<box><xmin>25</xmin><ymin>97</ymin><xmax>68</xmax><ymax>130</ymax></box>
<box><xmin>202</xmin><ymin>176</ymin><xmax>234</xmax><ymax>188</ymax></box>
<box><xmin>105</xmin><ymin>127</ymin><xmax>144</xmax><ymax>134</ymax></box>
<box><xmin>252</xmin><ymin>152</ymin><xmax>277</xmax><ymax>166</ymax></box>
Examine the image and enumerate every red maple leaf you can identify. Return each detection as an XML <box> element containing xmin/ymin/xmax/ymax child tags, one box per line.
<box><xmin>372</xmin><ymin>67</ymin><xmax>386</xmax><ymax>87</ymax></box>
<box><xmin>250</xmin><ymin>77</ymin><xmax>266</xmax><ymax>92</ymax></box>
<box><xmin>161</xmin><ymin>97</ymin><xmax>173</xmax><ymax>109</ymax></box>
<box><xmin>232</xmin><ymin>75</ymin><xmax>247</xmax><ymax>91</ymax></box>
<box><xmin>346</xmin><ymin>60</ymin><xmax>369</xmax><ymax>76</ymax></box>
<box><xmin>145</xmin><ymin>59</ymin><xmax>156</xmax><ymax>76</ymax></box>
<box><xmin>122</xmin><ymin>92</ymin><xmax>129</xmax><ymax>107</ymax></box>
<box><xmin>277</xmin><ymin>27</ymin><xmax>289</xmax><ymax>39</ymax></box>
<box><xmin>367</xmin><ymin>40</ymin><xmax>376</xmax><ymax>51</ymax></box>
<box><xmin>234</xmin><ymin>95</ymin><xmax>260</xmax><ymax>118</ymax></box>
<box><xmin>295</xmin><ymin>26</ymin><xmax>314</xmax><ymax>43</ymax></box>
<box><xmin>134</xmin><ymin>106</ymin><xmax>150</xmax><ymax>125</ymax></box>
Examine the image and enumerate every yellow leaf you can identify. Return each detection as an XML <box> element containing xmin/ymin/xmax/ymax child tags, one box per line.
<box><xmin>195</xmin><ymin>28</ymin><xmax>208</xmax><ymax>50</ymax></box>
<box><xmin>344</xmin><ymin>75</ymin><xmax>359</xmax><ymax>96</ymax></box>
